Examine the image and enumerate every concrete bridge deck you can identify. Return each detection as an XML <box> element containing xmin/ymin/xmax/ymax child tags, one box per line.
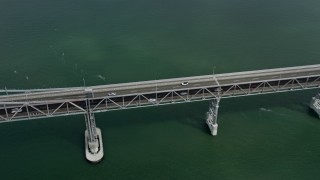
<box><xmin>1</xmin><ymin>64</ymin><xmax>320</xmax><ymax>100</ymax></box>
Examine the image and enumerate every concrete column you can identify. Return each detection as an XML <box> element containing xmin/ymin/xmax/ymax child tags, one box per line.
<box><xmin>84</xmin><ymin>89</ymin><xmax>104</xmax><ymax>163</ymax></box>
<box><xmin>84</xmin><ymin>111</ymin><xmax>99</xmax><ymax>153</ymax></box>
<box><xmin>310</xmin><ymin>92</ymin><xmax>320</xmax><ymax>118</ymax></box>
<box><xmin>206</xmin><ymin>97</ymin><xmax>220</xmax><ymax>136</ymax></box>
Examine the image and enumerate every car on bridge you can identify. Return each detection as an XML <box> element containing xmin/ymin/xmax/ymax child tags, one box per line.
<box><xmin>11</xmin><ymin>108</ymin><xmax>22</xmax><ymax>114</ymax></box>
<box><xmin>181</xmin><ymin>82</ymin><xmax>189</xmax><ymax>86</ymax></box>
<box><xmin>108</xmin><ymin>92</ymin><xmax>116</xmax><ymax>96</ymax></box>
<box><xmin>148</xmin><ymin>98</ymin><xmax>157</xmax><ymax>103</ymax></box>
<box><xmin>180</xmin><ymin>92</ymin><xmax>188</xmax><ymax>96</ymax></box>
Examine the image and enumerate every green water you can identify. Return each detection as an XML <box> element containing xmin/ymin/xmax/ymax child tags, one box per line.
<box><xmin>0</xmin><ymin>0</ymin><xmax>320</xmax><ymax>179</ymax></box>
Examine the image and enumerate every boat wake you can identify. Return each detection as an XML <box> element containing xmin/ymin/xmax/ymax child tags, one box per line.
<box><xmin>259</xmin><ymin>107</ymin><xmax>272</xmax><ymax>112</ymax></box>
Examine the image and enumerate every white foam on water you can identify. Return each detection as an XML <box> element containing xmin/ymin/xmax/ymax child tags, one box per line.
<box><xmin>259</xmin><ymin>107</ymin><xmax>272</xmax><ymax>112</ymax></box>
<box><xmin>97</xmin><ymin>75</ymin><xmax>106</xmax><ymax>81</ymax></box>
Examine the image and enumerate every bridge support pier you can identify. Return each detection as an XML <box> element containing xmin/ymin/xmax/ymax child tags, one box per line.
<box><xmin>206</xmin><ymin>97</ymin><xmax>220</xmax><ymax>136</ymax></box>
<box><xmin>84</xmin><ymin>89</ymin><xmax>104</xmax><ymax>163</ymax></box>
<box><xmin>310</xmin><ymin>92</ymin><xmax>320</xmax><ymax>118</ymax></box>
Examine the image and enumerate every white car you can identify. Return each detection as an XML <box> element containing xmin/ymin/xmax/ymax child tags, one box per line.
<box><xmin>181</xmin><ymin>82</ymin><xmax>189</xmax><ymax>86</ymax></box>
<box><xmin>11</xmin><ymin>108</ymin><xmax>22</xmax><ymax>114</ymax></box>
<box><xmin>180</xmin><ymin>92</ymin><xmax>188</xmax><ymax>96</ymax></box>
<box><xmin>108</xmin><ymin>92</ymin><xmax>116</xmax><ymax>96</ymax></box>
<box><xmin>148</xmin><ymin>98</ymin><xmax>157</xmax><ymax>103</ymax></box>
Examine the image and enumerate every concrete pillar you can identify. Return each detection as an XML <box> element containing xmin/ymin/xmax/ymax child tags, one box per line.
<box><xmin>206</xmin><ymin>97</ymin><xmax>220</xmax><ymax>136</ymax></box>
<box><xmin>84</xmin><ymin>89</ymin><xmax>104</xmax><ymax>163</ymax></box>
<box><xmin>310</xmin><ymin>92</ymin><xmax>320</xmax><ymax>118</ymax></box>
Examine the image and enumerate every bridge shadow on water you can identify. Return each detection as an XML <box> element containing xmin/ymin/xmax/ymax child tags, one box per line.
<box><xmin>0</xmin><ymin>89</ymin><xmax>318</xmax><ymax>171</ymax></box>
<box><xmin>89</xmin><ymin>102</ymin><xmax>212</xmax><ymax>137</ymax></box>
<box><xmin>0</xmin><ymin>114</ymin><xmax>88</xmax><ymax>166</ymax></box>
<box><xmin>92</xmin><ymin>89</ymin><xmax>320</xmax><ymax>137</ymax></box>
<box><xmin>1</xmin><ymin>90</ymin><xmax>317</xmax><ymax>158</ymax></box>
<box><xmin>308</xmin><ymin>108</ymin><xmax>320</xmax><ymax>119</ymax></box>
<box><xmin>221</xmin><ymin>90</ymin><xmax>319</xmax><ymax>117</ymax></box>
<box><xmin>159</xmin><ymin>90</ymin><xmax>320</xmax><ymax>136</ymax></box>
<box><xmin>40</xmin><ymin>116</ymin><xmax>85</xmax><ymax>148</ymax></box>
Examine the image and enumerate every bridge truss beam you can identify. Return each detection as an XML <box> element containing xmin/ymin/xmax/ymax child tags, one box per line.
<box><xmin>0</xmin><ymin>75</ymin><xmax>319</xmax><ymax>123</ymax></box>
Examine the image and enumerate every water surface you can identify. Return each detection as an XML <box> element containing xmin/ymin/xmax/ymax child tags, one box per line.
<box><xmin>0</xmin><ymin>0</ymin><xmax>320</xmax><ymax>179</ymax></box>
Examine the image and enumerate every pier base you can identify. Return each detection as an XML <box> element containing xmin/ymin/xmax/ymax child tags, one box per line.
<box><xmin>207</xmin><ymin>123</ymin><xmax>218</xmax><ymax>136</ymax></box>
<box><xmin>85</xmin><ymin>127</ymin><xmax>104</xmax><ymax>163</ymax></box>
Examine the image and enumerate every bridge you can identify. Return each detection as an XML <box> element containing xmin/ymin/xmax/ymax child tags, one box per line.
<box><xmin>1</xmin><ymin>64</ymin><xmax>320</xmax><ymax>162</ymax></box>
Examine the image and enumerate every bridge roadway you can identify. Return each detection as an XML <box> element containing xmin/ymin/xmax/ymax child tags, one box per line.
<box><xmin>0</xmin><ymin>64</ymin><xmax>319</xmax><ymax>122</ymax></box>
